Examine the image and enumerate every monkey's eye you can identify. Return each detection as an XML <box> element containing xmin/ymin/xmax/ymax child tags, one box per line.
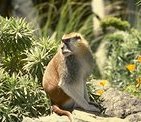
<box><xmin>74</xmin><ymin>36</ymin><xmax>81</xmax><ymax>40</ymax></box>
<box><xmin>62</xmin><ymin>39</ymin><xmax>71</xmax><ymax>44</ymax></box>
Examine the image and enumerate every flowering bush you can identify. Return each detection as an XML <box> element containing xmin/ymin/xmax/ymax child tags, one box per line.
<box><xmin>126</xmin><ymin>57</ymin><xmax>141</xmax><ymax>85</ymax></box>
<box><xmin>102</xmin><ymin>27</ymin><xmax>141</xmax><ymax>97</ymax></box>
<box><xmin>95</xmin><ymin>80</ymin><xmax>109</xmax><ymax>96</ymax></box>
<box><xmin>87</xmin><ymin>77</ymin><xmax>110</xmax><ymax>97</ymax></box>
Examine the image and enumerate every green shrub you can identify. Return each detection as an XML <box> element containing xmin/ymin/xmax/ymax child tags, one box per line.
<box><xmin>0</xmin><ymin>16</ymin><xmax>58</xmax><ymax>82</ymax></box>
<box><xmin>0</xmin><ymin>17</ymin><xmax>53</xmax><ymax>121</ymax></box>
<box><xmin>0</xmin><ymin>17</ymin><xmax>34</xmax><ymax>75</ymax></box>
<box><xmin>101</xmin><ymin>17</ymin><xmax>130</xmax><ymax>32</ymax></box>
<box><xmin>0</xmin><ymin>17</ymin><xmax>33</xmax><ymax>56</ymax></box>
<box><xmin>0</xmin><ymin>69</ymin><xmax>50</xmax><ymax>122</ymax></box>
<box><xmin>23</xmin><ymin>34</ymin><xmax>58</xmax><ymax>82</ymax></box>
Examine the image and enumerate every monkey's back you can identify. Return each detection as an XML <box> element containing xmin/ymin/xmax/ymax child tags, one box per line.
<box><xmin>42</xmin><ymin>52</ymin><xmax>71</xmax><ymax>106</ymax></box>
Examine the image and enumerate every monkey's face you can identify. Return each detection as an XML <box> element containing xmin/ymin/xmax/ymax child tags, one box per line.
<box><xmin>61</xmin><ymin>35</ymin><xmax>81</xmax><ymax>57</ymax></box>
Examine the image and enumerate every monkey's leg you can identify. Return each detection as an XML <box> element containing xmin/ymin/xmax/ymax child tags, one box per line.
<box><xmin>52</xmin><ymin>105</ymin><xmax>73</xmax><ymax>122</ymax></box>
<box><xmin>59</xmin><ymin>82</ymin><xmax>100</xmax><ymax>113</ymax></box>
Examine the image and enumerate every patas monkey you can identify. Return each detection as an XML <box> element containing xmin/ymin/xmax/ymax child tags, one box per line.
<box><xmin>42</xmin><ymin>32</ymin><xmax>100</xmax><ymax>121</ymax></box>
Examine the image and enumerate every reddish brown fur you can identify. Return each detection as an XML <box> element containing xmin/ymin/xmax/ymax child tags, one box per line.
<box><xmin>42</xmin><ymin>51</ymin><xmax>73</xmax><ymax>121</ymax></box>
<box><xmin>43</xmin><ymin>52</ymin><xmax>71</xmax><ymax>106</ymax></box>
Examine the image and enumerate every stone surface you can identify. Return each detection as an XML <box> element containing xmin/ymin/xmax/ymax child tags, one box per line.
<box><xmin>126</xmin><ymin>112</ymin><xmax>141</xmax><ymax>122</ymax></box>
<box><xmin>22</xmin><ymin>88</ymin><xmax>141</xmax><ymax>122</ymax></box>
<box><xmin>22</xmin><ymin>110</ymin><xmax>127</xmax><ymax>122</ymax></box>
<box><xmin>100</xmin><ymin>88</ymin><xmax>141</xmax><ymax>119</ymax></box>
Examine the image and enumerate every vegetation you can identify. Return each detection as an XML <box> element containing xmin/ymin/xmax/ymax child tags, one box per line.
<box><xmin>23</xmin><ymin>35</ymin><xmax>58</xmax><ymax>82</ymax></box>
<box><xmin>99</xmin><ymin>17</ymin><xmax>141</xmax><ymax>97</ymax></box>
<box><xmin>35</xmin><ymin>0</ymin><xmax>94</xmax><ymax>41</ymax></box>
<box><xmin>0</xmin><ymin>69</ymin><xmax>50</xmax><ymax>122</ymax></box>
<box><xmin>0</xmin><ymin>17</ymin><xmax>33</xmax><ymax>75</ymax></box>
<box><xmin>0</xmin><ymin>16</ymin><xmax>53</xmax><ymax>121</ymax></box>
<box><xmin>101</xmin><ymin>17</ymin><xmax>130</xmax><ymax>32</ymax></box>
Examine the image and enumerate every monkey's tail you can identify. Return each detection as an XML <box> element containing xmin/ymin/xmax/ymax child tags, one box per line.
<box><xmin>52</xmin><ymin>105</ymin><xmax>73</xmax><ymax>122</ymax></box>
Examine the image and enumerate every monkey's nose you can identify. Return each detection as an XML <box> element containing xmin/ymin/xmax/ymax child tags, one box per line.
<box><xmin>61</xmin><ymin>45</ymin><xmax>64</xmax><ymax>50</ymax></box>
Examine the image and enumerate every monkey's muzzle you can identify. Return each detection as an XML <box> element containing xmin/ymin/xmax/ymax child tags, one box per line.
<box><xmin>61</xmin><ymin>44</ymin><xmax>72</xmax><ymax>57</ymax></box>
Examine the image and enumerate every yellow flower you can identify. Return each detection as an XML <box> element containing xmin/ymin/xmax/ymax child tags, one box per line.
<box><xmin>98</xmin><ymin>80</ymin><xmax>108</xmax><ymax>87</ymax></box>
<box><xmin>137</xmin><ymin>56</ymin><xmax>141</xmax><ymax>63</ymax></box>
<box><xmin>126</xmin><ymin>64</ymin><xmax>136</xmax><ymax>71</ymax></box>
<box><xmin>96</xmin><ymin>89</ymin><xmax>104</xmax><ymax>96</ymax></box>
<box><xmin>136</xmin><ymin>77</ymin><xmax>141</xmax><ymax>88</ymax></box>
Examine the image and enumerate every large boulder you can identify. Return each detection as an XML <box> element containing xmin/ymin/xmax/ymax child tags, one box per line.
<box><xmin>100</xmin><ymin>88</ymin><xmax>141</xmax><ymax>121</ymax></box>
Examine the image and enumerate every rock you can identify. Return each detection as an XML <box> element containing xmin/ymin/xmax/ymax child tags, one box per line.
<box><xmin>72</xmin><ymin>110</ymin><xmax>127</xmax><ymax>122</ymax></box>
<box><xmin>125</xmin><ymin>112</ymin><xmax>141</xmax><ymax>122</ymax></box>
<box><xmin>100</xmin><ymin>88</ymin><xmax>141</xmax><ymax>121</ymax></box>
<box><xmin>22</xmin><ymin>110</ymin><xmax>127</xmax><ymax>122</ymax></box>
<box><xmin>22</xmin><ymin>114</ymin><xmax>70</xmax><ymax>122</ymax></box>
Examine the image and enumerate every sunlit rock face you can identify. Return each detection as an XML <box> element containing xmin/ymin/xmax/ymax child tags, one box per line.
<box><xmin>101</xmin><ymin>88</ymin><xmax>141</xmax><ymax>121</ymax></box>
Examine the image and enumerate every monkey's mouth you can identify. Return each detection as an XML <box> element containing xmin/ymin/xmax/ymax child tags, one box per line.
<box><xmin>61</xmin><ymin>44</ymin><xmax>72</xmax><ymax>56</ymax></box>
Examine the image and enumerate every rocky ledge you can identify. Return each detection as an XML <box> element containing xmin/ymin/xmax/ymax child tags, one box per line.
<box><xmin>23</xmin><ymin>88</ymin><xmax>141</xmax><ymax>122</ymax></box>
